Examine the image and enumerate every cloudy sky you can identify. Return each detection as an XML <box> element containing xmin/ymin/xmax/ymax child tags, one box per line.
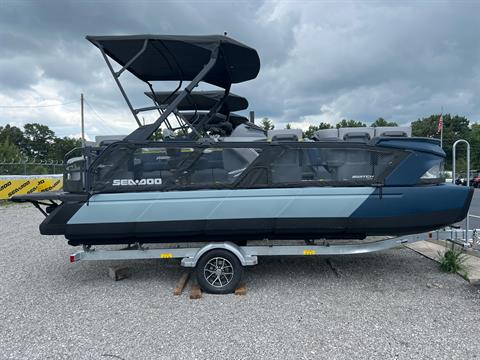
<box><xmin>1</xmin><ymin>0</ymin><xmax>479</xmax><ymax>139</ymax></box>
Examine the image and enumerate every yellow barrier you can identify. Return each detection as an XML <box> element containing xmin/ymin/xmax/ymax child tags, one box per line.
<box><xmin>0</xmin><ymin>177</ymin><xmax>63</xmax><ymax>200</ymax></box>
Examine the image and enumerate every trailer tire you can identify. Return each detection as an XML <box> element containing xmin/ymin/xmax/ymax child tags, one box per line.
<box><xmin>196</xmin><ymin>249</ymin><xmax>243</xmax><ymax>294</ymax></box>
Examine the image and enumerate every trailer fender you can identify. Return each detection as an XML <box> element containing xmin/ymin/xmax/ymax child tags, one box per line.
<box><xmin>181</xmin><ymin>242</ymin><xmax>258</xmax><ymax>267</ymax></box>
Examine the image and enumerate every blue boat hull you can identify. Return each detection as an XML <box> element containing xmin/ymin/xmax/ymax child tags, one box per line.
<box><xmin>37</xmin><ymin>184</ymin><xmax>473</xmax><ymax>246</ymax></box>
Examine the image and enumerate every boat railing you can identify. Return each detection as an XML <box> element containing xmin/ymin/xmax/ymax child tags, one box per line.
<box><xmin>452</xmin><ymin>139</ymin><xmax>471</xmax><ymax>246</ymax></box>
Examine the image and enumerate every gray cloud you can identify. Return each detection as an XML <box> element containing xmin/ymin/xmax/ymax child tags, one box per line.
<box><xmin>0</xmin><ymin>0</ymin><xmax>480</xmax><ymax>137</ymax></box>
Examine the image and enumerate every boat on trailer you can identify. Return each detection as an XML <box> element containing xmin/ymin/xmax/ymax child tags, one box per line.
<box><xmin>11</xmin><ymin>34</ymin><xmax>473</xmax><ymax>292</ymax></box>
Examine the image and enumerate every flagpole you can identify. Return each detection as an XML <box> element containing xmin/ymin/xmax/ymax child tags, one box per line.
<box><xmin>440</xmin><ymin>119</ymin><xmax>443</xmax><ymax>148</ymax></box>
<box><xmin>439</xmin><ymin>108</ymin><xmax>443</xmax><ymax>149</ymax></box>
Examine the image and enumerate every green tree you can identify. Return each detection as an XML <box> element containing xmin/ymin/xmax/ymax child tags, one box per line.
<box><xmin>303</xmin><ymin>125</ymin><xmax>319</xmax><ymax>139</ymax></box>
<box><xmin>150</xmin><ymin>128</ymin><xmax>164</xmax><ymax>141</ymax></box>
<box><xmin>0</xmin><ymin>138</ymin><xmax>22</xmax><ymax>161</ymax></box>
<box><xmin>0</xmin><ymin>139</ymin><xmax>24</xmax><ymax>174</ymax></box>
<box><xmin>466</xmin><ymin>123</ymin><xmax>480</xmax><ymax>172</ymax></box>
<box><xmin>336</xmin><ymin>119</ymin><xmax>366</xmax><ymax>128</ymax></box>
<box><xmin>371</xmin><ymin>117</ymin><xmax>398</xmax><ymax>127</ymax></box>
<box><xmin>22</xmin><ymin>123</ymin><xmax>56</xmax><ymax>161</ymax></box>
<box><xmin>302</xmin><ymin>122</ymin><xmax>333</xmax><ymax>139</ymax></box>
<box><xmin>51</xmin><ymin>137</ymin><xmax>82</xmax><ymax>161</ymax></box>
<box><xmin>0</xmin><ymin>123</ymin><xmax>84</xmax><ymax>174</ymax></box>
<box><xmin>260</xmin><ymin>118</ymin><xmax>275</xmax><ymax>131</ymax></box>
<box><xmin>0</xmin><ymin>124</ymin><xmax>26</xmax><ymax>154</ymax></box>
<box><xmin>318</xmin><ymin>122</ymin><xmax>333</xmax><ymax>130</ymax></box>
<box><xmin>285</xmin><ymin>123</ymin><xmax>292</xmax><ymax>129</ymax></box>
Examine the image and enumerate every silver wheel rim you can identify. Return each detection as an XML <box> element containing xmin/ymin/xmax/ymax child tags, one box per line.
<box><xmin>203</xmin><ymin>257</ymin><xmax>234</xmax><ymax>288</ymax></box>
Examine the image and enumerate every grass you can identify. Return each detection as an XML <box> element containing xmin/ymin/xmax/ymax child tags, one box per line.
<box><xmin>439</xmin><ymin>247</ymin><xmax>468</xmax><ymax>278</ymax></box>
<box><xmin>0</xmin><ymin>199</ymin><xmax>24</xmax><ymax>208</ymax></box>
<box><xmin>0</xmin><ymin>199</ymin><xmax>15</xmax><ymax>207</ymax></box>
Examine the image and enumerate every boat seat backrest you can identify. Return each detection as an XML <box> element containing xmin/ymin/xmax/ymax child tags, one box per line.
<box><xmin>140</xmin><ymin>170</ymin><xmax>173</xmax><ymax>181</ymax></box>
<box><xmin>312</xmin><ymin>148</ymin><xmax>346</xmax><ymax>180</ymax></box>
<box><xmin>222</xmin><ymin>148</ymin><xmax>258</xmax><ymax>172</ymax></box>
<box><xmin>190</xmin><ymin>168</ymin><xmax>229</xmax><ymax>184</ymax></box>
<box><xmin>306</xmin><ymin>148</ymin><xmax>324</xmax><ymax>166</ymax></box>
<box><xmin>142</xmin><ymin>159</ymin><xmax>169</xmax><ymax>172</ymax></box>
<box><xmin>335</xmin><ymin>149</ymin><xmax>373</xmax><ymax>181</ymax></box>
<box><xmin>193</xmin><ymin>151</ymin><xmax>224</xmax><ymax>170</ymax></box>
<box><xmin>271</xmin><ymin>164</ymin><xmax>302</xmax><ymax>183</ymax></box>
<box><xmin>343</xmin><ymin>132</ymin><xmax>371</xmax><ymax>143</ymax></box>
<box><xmin>271</xmin><ymin>149</ymin><xmax>302</xmax><ymax>183</ymax></box>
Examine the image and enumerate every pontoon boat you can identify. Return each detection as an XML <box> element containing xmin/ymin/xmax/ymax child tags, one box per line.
<box><xmin>12</xmin><ymin>34</ymin><xmax>473</xmax><ymax>248</ymax></box>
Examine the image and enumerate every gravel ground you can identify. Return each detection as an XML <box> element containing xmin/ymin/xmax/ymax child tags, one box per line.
<box><xmin>1</xmin><ymin>204</ymin><xmax>480</xmax><ymax>360</ymax></box>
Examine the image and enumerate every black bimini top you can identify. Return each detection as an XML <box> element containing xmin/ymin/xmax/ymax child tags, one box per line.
<box><xmin>145</xmin><ymin>91</ymin><xmax>248</xmax><ymax>114</ymax></box>
<box><xmin>86</xmin><ymin>35</ymin><xmax>260</xmax><ymax>88</ymax></box>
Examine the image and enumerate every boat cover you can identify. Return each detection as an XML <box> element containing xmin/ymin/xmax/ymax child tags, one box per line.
<box><xmin>86</xmin><ymin>35</ymin><xmax>260</xmax><ymax>88</ymax></box>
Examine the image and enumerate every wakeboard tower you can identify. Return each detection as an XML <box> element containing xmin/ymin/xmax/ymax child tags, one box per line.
<box><xmin>11</xmin><ymin>34</ymin><xmax>473</xmax><ymax>247</ymax></box>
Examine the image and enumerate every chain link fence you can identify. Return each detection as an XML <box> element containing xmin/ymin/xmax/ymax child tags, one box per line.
<box><xmin>0</xmin><ymin>160</ymin><xmax>65</xmax><ymax>176</ymax></box>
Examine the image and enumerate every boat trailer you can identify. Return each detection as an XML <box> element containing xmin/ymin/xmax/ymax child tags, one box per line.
<box><xmin>69</xmin><ymin>228</ymin><xmax>480</xmax><ymax>294</ymax></box>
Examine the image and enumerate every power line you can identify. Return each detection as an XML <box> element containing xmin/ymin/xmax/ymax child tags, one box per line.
<box><xmin>83</xmin><ymin>98</ymin><xmax>118</xmax><ymax>134</ymax></box>
<box><xmin>0</xmin><ymin>100</ymin><xmax>78</xmax><ymax>109</ymax></box>
<box><xmin>84</xmin><ymin>99</ymin><xmax>107</xmax><ymax>123</ymax></box>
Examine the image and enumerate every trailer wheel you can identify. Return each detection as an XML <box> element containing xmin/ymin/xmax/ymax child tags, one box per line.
<box><xmin>196</xmin><ymin>249</ymin><xmax>243</xmax><ymax>294</ymax></box>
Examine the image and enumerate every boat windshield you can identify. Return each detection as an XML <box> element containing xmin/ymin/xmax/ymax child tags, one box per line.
<box><xmin>420</xmin><ymin>161</ymin><xmax>445</xmax><ymax>181</ymax></box>
<box><xmin>90</xmin><ymin>144</ymin><xmax>261</xmax><ymax>193</ymax></box>
<box><xmin>86</xmin><ymin>141</ymin><xmax>410</xmax><ymax>193</ymax></box>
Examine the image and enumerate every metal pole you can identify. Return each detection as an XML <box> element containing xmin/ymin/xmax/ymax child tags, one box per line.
<box><xmin>440</xmin><ymin>121</ymin><xmax>443</xmax><ymax>148</ymax></box>
<box><xmin>452</xmin><ymin>139</ymin><xmax>470</xmax><ymax>246</ymax></box>
<box><xmin>452</xmin><ymin>143</ymin><xmax>456</xmax><ymax>185</ymax></box>
<box><xmin>95</xmin><ymin>42</ymin><xmax>144</xmax><ymax>127</ymax></box>
<box><xmin>124</xmin><ymin>47</ymin><xmax>220</xmax><ymax>142</ymax></box>
<box><xmin>81</xmin><ymin>93</ymin><xmax>85</xmax><ymax>147</ymax></box>
<box><xmin>440</xmin><ymin>110</ymin><xmax>443</xmax><ymax>149</ymax></box>
<box><xmin>250</xmin><ymin>111</ymin><xmax>255</xmax><ymax>124</ymax></box>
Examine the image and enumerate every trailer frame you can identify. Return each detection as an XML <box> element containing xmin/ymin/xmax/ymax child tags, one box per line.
<box><xmin>69</xmin><ymin>228</ymin><xmax>478</xmax><ymax>293</ymax></box>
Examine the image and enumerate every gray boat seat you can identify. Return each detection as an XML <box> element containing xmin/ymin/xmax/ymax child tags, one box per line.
<box><xmin>271</xmin><ymin>149</ymin><xmax>302</xmax><ymax>183</ymax></box>
<box><xmin>191</xmin><ymin>168</ymin><xmax>229</xmax><ymax>184</ymax></box>
<box><xmin>143</xmin><ymin>159</ymin><xmax>169</xmax><ymax>172</ymax></box>
<box><xmin>336</xmin><ymin>149</ymin><xmax>373</xmax><ymax>181</ymax></box>
<box><xmin>378</xmin><ymin>130</ymin><xmax>408</xmax><ymax>137</ymax></box>
<box><xmin>343</xmin><ymin>132</ymin><xmax>371</xmax><ymax>143</ymax></box>
<box><xmin>188</xmin><ymin>151</ymin><xmax>229</xmax><ymax>184</ymax></box>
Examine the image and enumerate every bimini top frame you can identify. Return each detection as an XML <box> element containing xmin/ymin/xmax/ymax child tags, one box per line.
<box><xmin>145</xmin><ymin>91</ymin><xmax>249</xmax><ymax>136</ymax></box>
<box><xmin>86</xmin><ymin>34</ymin><xmax>260</xmax><ymax>141</ymax></box>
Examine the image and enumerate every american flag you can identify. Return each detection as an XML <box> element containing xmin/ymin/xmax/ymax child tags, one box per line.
<box><xmin>437</xmin><ymin>114</ymin><xmax>443</xmax><ymax>134</ymax></box>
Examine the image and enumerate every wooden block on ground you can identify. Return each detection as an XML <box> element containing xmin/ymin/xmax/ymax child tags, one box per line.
<box><xmin>173</xmin><ymin>272</ymin><xmax>190</xmax><ymax>296</ymax></box>
<box><xmin>189</xmin><ymin>283</ymin><xmax>202</xmax><ymax>299</ymax></box>
<box><xmin>464</xmin><ymin>257</ymin><xmax>480</xmax><ymax>285</ymax></box>
<box><xmin>108</xmin><ymin>266</ymin><xmax>129</xmax><ymax>281</ymax></box>
<box><xmin>235</xmin><ymin>283</ymin><xmax>246</xmax><ymax>296</ymax></box>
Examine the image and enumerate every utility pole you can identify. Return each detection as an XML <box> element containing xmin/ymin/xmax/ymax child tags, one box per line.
<box><xmin>440</xmin><ymin>106</ymin><xmax>444</xmax><ymax>149</ymax></box>
<box><xmin>81</xmin><ymin>93</ymin><xmax>85</xmax><ymax>147</ymax></box>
